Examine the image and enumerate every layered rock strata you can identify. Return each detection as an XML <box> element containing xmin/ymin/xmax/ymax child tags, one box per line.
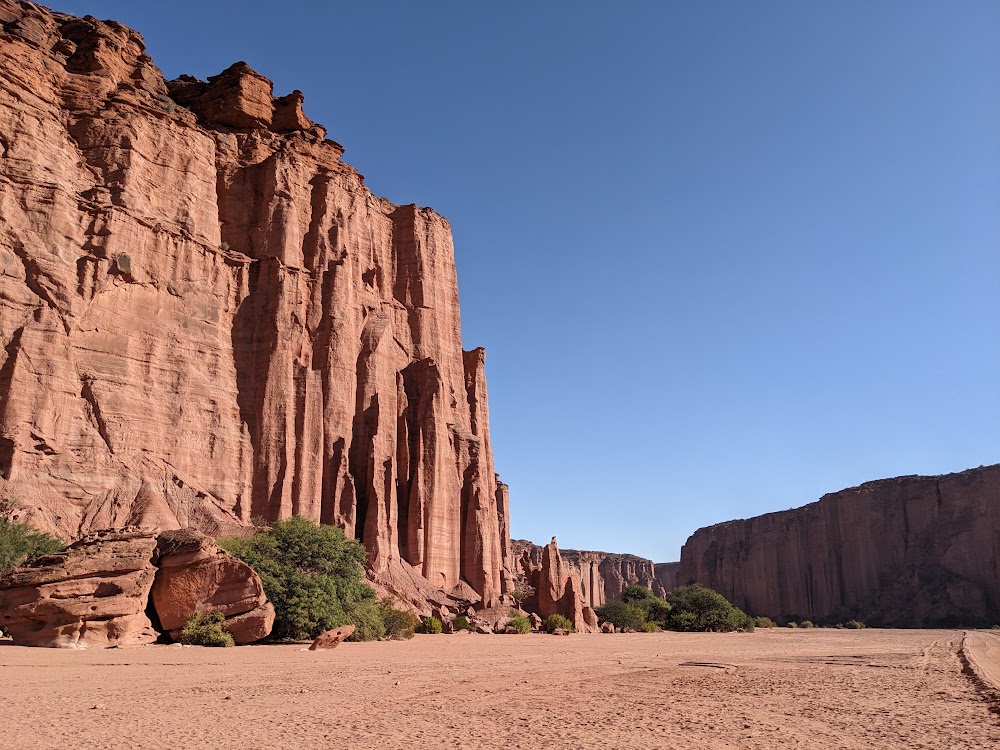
<box><xmin>0</xmin><ymin>1</ymin><xmax>511</xmax><ymax>608</ymax></box>
<box><xmin>513</xmin><ymin>539</ymin><xmax>671</xmax><ymax>609</ymax></box>
<box><xmin>0</xmin><ymin>526</ymin><xmax>273</xmax><ymax>647</ymax></box>
<box><xmin>678</xmin><ymin>465</ymin><xmax>1000</xmax><ymax>627</ymax></box>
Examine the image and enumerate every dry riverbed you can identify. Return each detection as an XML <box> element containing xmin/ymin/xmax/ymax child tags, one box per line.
<box><xmin>2</xmin><ymin>628</ymin><xmax>998</xmax><ymax>749</ymax></box>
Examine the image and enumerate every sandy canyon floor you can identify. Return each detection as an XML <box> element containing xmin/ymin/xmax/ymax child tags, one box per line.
<box><xmin>2</xmin><ymin>628</ymin><xmax>998</xmax><ymax>749</ymax></box>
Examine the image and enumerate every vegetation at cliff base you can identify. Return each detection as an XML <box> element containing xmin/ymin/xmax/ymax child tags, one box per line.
<box><xmin>219</xmin><ymin>516</ymin><xmax>382</xmax><ymax>641</ymax></box>
<box><xmin>665</xmin><ymin>585</ymin><xmax>754</xmax><ymax>632</ymax></box>
<box><xmin>0</xmin><ymin>500</ymin><xmax>64</xmax><ymax>578</ymax></box>
<box><xmin>381</xmin><ymin>601</ymin><xmax>419</xmax><ymax>640</ymax></box>
<box><xmin>596</xmin><ymin>584</ymin><xmax>672</xmax><ymax>631</ymax></box>
<box><xmin>420</xmin><ymin>615</ymin><xmax>443</xmax><ymax>634</ymax></box>
<box><xmin>754</xmin><ymin>616</ymin><xmax>777</xmax><ymax>628</ymax></box>
<box><xmin>597</xmin><ymin>584</ymin><xmax>753</xmax><ymax>633</ymax></box>
<box><xmin>451</xmin><ymin>615</ymin><xmax>472</xmax><ymax>632</ymax></box>
<box><xmin>179</xmin><ymin>611</ymin><xmax>235</xmax><ymax>647</ymax></box>
<box><xmin>543</xmin><ymin>613</ymin><xmax>573</xmax><ymax>633</ymax></box>
<box><xmin>507</xmin><ymin>613</ymin><xmax>531</xmax><ymax>634</ymax></box>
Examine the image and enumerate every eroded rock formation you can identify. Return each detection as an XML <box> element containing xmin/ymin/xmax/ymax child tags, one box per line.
<box><xmin>0</xmin><ymin>529</ymin><xmax>158</xmax><ymax>647</ymax></box>
<box><xmin>513</xmin><ymin>539</ymin><xmax>671</xmax><ymax>609</ymax></box>
<box><xmin>151</xmin><ymin>528</ymin><xmax>275</xmax><ymax>644</ymax></box>
<box><xmin>0</xmin><ymin>1</ymin><xmax>511</xmax><ymax>608</ymax></box>
<box><xmin>0</xmin><ymin>526</ymin><xmax>273</xmax><ymax>647</ymax></box>
<box><xmin>517</xmin><ymin>537</ymin><xmax>598</xmax><ymax>632</ymax></box>
<box><xmin>678</xmin><ymin>465</ymin><xmax>1000</xmax><ymax>627</ymax></box>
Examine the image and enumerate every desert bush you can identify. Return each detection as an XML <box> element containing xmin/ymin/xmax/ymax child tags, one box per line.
<box><xmin>347</xmin><ymin>597</ymin><xmax>386</xmax><ymax>642</ymax></box>
<box><xmin>451</xmin><ymin>615</ymin><xmax>472</xmax><ymax>632</ymax></box>
<box><xmin>595</xmin><ymin>600</ymin><xmax>647</xmax><ymax>632</ymax></box>
<box><xmin>380</xmin><ymin>600</ymin><xmax>418</xmax><ymax>640</ymax></box>
<box><xmin>754</xmin><ymin>616</ymin><xmax>777</xmax><ymax>629</ymax></box>
<box><xmin>845</xmin><ymin>620</ymin><xmax>866</xmax><ymax>630</ymax></box>
<box><xmin>787</xmin><ymin>621</ymin><xmax>799</xmax><ymax>628</ymax></box>
<box><xmin>218</xmin><ymin>516</ymin><xmax>379</xmax><ymax>641</ymax></box>
<box><xmin>508</xmin><ymin>613</ymin><xmax>531</xmax><ymax>634</ymax></box>
<box><xmin>179</xmin><ymin>611</ymin><xmax>234</xmax><ymax>647</ymax></box>
<box><xmin>666</xmin><ymin>585</ymin><xmax>752</xmax><ymax>632</ymax></box>
<box><xmin>543</xmin><ymin>614</ymin><xmax>573</xmax><ymax>633</ymax></box>
<box><xmin>420</xmin><ymin>615</ymin><xmax>443</xmax><ymax>634</ymax></box>
<box><xmin>0</xmin><ymin>502</ymin><xmax>63</xmax><ymax>578</ymax></box>
<box><xmin>640</xmin><ymin>621</ymin><xmax>657</xmax><ymax>633</ymax></box>
<box><xmin>800</xmin><ymin>620</ymin><xmax>815</xmax><ymax>629</ymax></box>
<box><xmin>992</xmin><ymin>624</ymin><xmax>1000</xmax><ymax>631</ymax></box>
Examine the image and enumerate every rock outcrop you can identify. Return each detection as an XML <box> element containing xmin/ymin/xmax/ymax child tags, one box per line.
<box><xmin>0</xmin><ymin>529</ymin><xmax>158</xmax><ymax>648</ymax></box>
<box><xmin>678</xmin><ymin>465</ymin><xmax>1000</xmax><ymax>627</ymax></box>
<box><xmin>517</xmin><ymin>537</ymin><xmax>598</xmax><ymax>632</ymax></box>
<box><xmin>0</xmin><ymin>527</ymin><xmax>273</xmax><ymax>647</ymax></box>
<box><xmin>151</xmin><ymin>528</ymin><xmax>274</xmax><ymax>644</ymax></box>
<box><xmin>513</xmin><ymin>539</ymin><xmax>669</xmax><ymax>609</ymax></box>
<box><xmin>0</xmin><ymin>1</ymin><xmax>511</xmax><ymax>609</ymax></box>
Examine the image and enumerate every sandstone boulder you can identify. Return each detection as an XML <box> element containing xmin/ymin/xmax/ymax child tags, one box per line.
<box><xmin>601</xmin><ymin>621</ymin><xmax>614</xmax><ymax>633</ymax></box>
<box><xmin>0</xmin><ymin>529</ymin><xmax>158</xmax><ymax>648</ymax></box>
<box><xmin>309</xmin><ymin>625</ymin><xmax>355</xmax><ymax>650</ymax></box>
<box><xmin>150</xmin><ymin>529</ymin><xmax>272</xmax><ymax>644</ymax></box>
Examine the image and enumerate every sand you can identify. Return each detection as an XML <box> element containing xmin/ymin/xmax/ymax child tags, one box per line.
<box><xmin>2</xmin><ymin>628</ymin><xmax>998</xmax><ymax>749</ymax></box>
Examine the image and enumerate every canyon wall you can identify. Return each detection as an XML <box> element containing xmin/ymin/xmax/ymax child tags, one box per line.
<box><xmin>0</xmin><ymin>1</ymin><xmax>511</xmax><ymax>608</ymax></box>
<box><xmin>678</xmin><ymin>465</ymin><xmax>1000</xmax><ymax>627</ymax></box>
<box><xmin>513</xmin><ymin>539</ymin><xmax>673</xmax><ymax>609</ymax></box>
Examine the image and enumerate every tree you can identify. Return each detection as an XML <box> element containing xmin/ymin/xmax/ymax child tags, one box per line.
<box><xmin>219</xmin><ymin>517</ymin><xmax>381</xmax><ymax>641</ymax></box>
<box><xmin>666</xmin><ymin>584</ymin><xmax>753</xmax><ymax>632</ymax></box>
<box><xmin>0</xmin><ymin>500</ymin><xmax>64</xmax><ymax>578</ymax></box>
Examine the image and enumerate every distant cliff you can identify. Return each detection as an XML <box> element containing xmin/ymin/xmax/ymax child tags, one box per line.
<box><xmin>678</xmin><ymin>465</ymin><xmax>1000</xmax><ymax>627</ymax></box>
<box><xmin>513</xmin><ymin>539</ymin><xmax>677</xmax><ymax>608</ymax></box>
<box><xmin>0</xmin><ymin>1</ymin><xmax>511</xmax><ymax>610</ymax></box>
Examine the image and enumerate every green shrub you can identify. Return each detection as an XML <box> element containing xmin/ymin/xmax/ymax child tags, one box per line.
<box><xmin>595</xmin><ymin>600</ymin><xmax>647</xmax><ymax>632</ymax></box>
<box><xmin>218</xmin><ymin>516</ymin><xmax>378</xmax><ymax>641</ymax></box>
<box><xmin>754</xmin><ymin>616</ymin><xmax>777</xmax><ymax>628</ymax></box>
<box><xmin>420</xmin><ymin>615</ymin><xmax>443</xmax><ymax>634</ymax></box>
<box><xmin>381</xmin><ymin>600</ymin><xmax>418</xmax><ymax>640</ymax></box>
<box><xmin>179</xmin><ymin>611</ymin><xmax>234</xmax><ymax>647</ymax></box>
<box><xmin>543</xmin><ymin>614</ymin><xmax>573</xmax><ymax>633</ymax></box>
<box><xmin>640</xmin><ymin>621</ymin><xmax>657</xmax><ymax>633</ymax></box>
<box><xmin>992</xmin><ymin>624</ymin><xmax>1000</xmax><ymax>631</ymax></box>
<box><xmin>666</xmin><ymin>585</ymin><xmax>752</xmax><ymax>632</ymax></box>
<box><xmin>347</xmin><ymin>597</ymin><xmax>386</xmax><ymax>642</ymax></box>
<box><xmin>508</xmin><ymin>613</ymin><xmax>531</xmax><ymax>634</ymax></box>
<box><xmin>800</xmin><ymin>620</ymin><xmax>815</xmax><ymax>629</ymax></box>
<box><xmin>787</xmin><ymin>621</ymin><xmax>799</xmax><ymax>628</ymax></box>
<box><xmin>845</xmin><ymin>620</ymin><xmax>866</xmax><ymax>630</ymax></box>
<box><xmin>451</xmin><ymin>615</ymin><xmax>472</xmax><ymax>632</ymax></box>
<box><xmin>0</xmin><ymin>506</ymin><xmax>64</xmax><ymax>578</ymax></box>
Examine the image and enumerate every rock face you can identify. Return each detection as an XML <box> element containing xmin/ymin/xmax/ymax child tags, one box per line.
<box><xmin>653</xmin><ymin>562</ymin><xmax>680</xmax><ymax>594</ymax></box>
<box><xmin>0</xmin><ymin>2</ymin><xmax>511</xmax><ymax>608</ymax></box>
<box><xmin>518</xmin><ymin>537</ymin><xmax>598</xmax><ymax>632</ymax></box>
<box><xmin>513</xmin><ymin>539</ymin><xmax>668</xmax><ymax>609</ymax></box>
<box><xmin>0</xmin><ymin>527</ymin><xmax>273</xmax><ymax>647</ymax></box>
<box><xmin>150</xmin><ymin>528</ymin><xmax>274</xmax><ymax>645</ymax></box>
<box><xmin>0</xmin><ymin>529</ymin><xmax>158</xmax><ymax>648</ymax></box>
<box><xmin>678</xmin><ymin>465</ymin><xmax>1000</xmax><ymax>627</ymax></box>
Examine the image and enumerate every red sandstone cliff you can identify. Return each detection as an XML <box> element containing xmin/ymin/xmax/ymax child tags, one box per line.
<box><xmin>513</xmin><ymin>539</ymin><xmax>673</xmax><ymax>608</ymax></box>
<box><xmin>0</xmin><ymin>2</ymin><xmax>511</xmax><ymax>608</ymax></box>
<box><xmin>678</xmin><ymin>465</ymin><xmax>1000</xmax><ymax>627</ymax></box>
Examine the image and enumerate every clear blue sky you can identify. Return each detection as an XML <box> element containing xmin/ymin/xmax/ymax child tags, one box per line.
<box><xmin>53</xmin><ymin>1</ymin><xmax>1000</xmax><ymax>562</ymax></box>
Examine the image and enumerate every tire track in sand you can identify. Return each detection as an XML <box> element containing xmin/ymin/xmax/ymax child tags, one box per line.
<box><xmin>960</xmin><ymin>630</ymin><xmax>1000</xmax><ymax>714</ymax></box>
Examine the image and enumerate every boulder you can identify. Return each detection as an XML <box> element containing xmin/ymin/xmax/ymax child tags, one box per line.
<box><xmin>0</xmin><ymin>529</ymin><xmax>158</xmax><ymax>648</ymax></box>
<box><xmin>601</xmin><ymin>621</ymin><xmax>614</xmax><ymax>633</ymax></box>
<box><xmin>150</xmin><ymin>529</ymin><xmax>272</xmax><ymax>644</ymax></box>
<box><xmin>552</xmin><ymin>628</ymin><xmax>570</xmax><ymax>636</ymax></box>
<box><xmin>309</xmin><ymin>625</ymin><xmax>355</xmax><ymax>650</ymax></box>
